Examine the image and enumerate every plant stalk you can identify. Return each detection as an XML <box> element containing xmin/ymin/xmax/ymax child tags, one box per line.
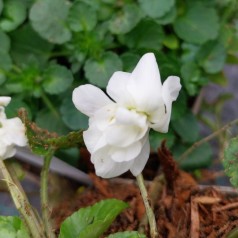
<box><xmin>178</xmin><ymin>118</ymin><xmax>238</xmax><ymax>163</ymax></box>
<box><xmin>0</xmin><ymin>159</ymin><xmax>44</xmax><ymax>238</ymax></box>
<box><xmin>40</xmin><ymin>150</ymin><xmax>56</xmax><ymax>238</ymax></box>
<box><xmin>136</xmin><ymin>173</ymin><xmax>158</xmax><ymax>238</ymax></box>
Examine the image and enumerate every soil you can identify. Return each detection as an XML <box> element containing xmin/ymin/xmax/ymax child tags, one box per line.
<box><xmin>51</xmin><ymin>143</ymin><xmax>238</xmax><ymax>238</ymax></box>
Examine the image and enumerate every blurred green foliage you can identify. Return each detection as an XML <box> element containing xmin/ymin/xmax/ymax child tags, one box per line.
<box><xmin>0</xmin><ymin>0</ymin><xmax>237</xmax><ymax>169</ymax></box>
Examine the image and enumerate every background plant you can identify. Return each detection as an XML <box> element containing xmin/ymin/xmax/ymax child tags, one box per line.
<box><xmin>0</xmin><ymin>0</ymin><xmax>238</xmax><ymax>169</ymax></box>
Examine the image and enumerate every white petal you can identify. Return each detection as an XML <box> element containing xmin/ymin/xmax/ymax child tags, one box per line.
<box><xmin>83</xmin><ymin>125</ymin><xmax>106</xmax><ymax>153</ymax></box>
<box><xmin>0</xmin><ymin>97</ymin><xmax>11</xmax><ymax>106</ymax></box>
<box><xmin>72</xmin><ymin>84</ymin><xmax>113</xmax><ymax>117</ymax></box>
<box><xmin>2</xmin><ymin>118</ymin><xmax>27</xmax><ymax>146</ymax></box>
<box><xmin>104</xmin><ymin>108</ymin><xmax>148</xmax><ymax>147</ymax></box>
<box><xmin>105</xmin><ymin>124</ymin><xmax>147</xmax><ymax>147</ymax></box>
<box><xmin>111</xmin><ymin>141</ymin><xmax>142</xmax><ymax>162</ymax></box>
<box><xmin>127</xmin><ymin>53</ymin><xmax>163</xmax><ymax>112</ymax></box>
<box><xmin>130</xmin><ymin>134</ymin><xmax>150</xmax><ymax>176</ymax></box>
<box><xmin>92</xmin><ymin>147</ymin><xmax>133</xmax><ymax>178</ymax></box>
<box><xmin>115</xmin><ymin>107</ymin><xmax>147</xmax><ymax>128</ymax></box>
<box><xmin>163</xmin><ymin>76</ymin><xmax>181</xmax><ymax>101</ymax></box>
<box><xmin>107</xmin><ymin>71</ymin><xmax>134</xmax><ymax>106</ymax></box>
<box><xmin>150</xmin><ymin>76</ymin><xmax>181</xmax><ymax>133</ymax></box>
<box><xmin>3</xmin><ymin>145</ymin><xmax>16</xmax><ymax>159</ymax></box>
<box><xmin>0</xmin><ymin>143</ymin><xmax>7</xmax><ymax>158</ymax></box>
<box><xmin>92</xmin><ymin>104</ymin><xmax>117</xmax><ymax>131</ymax></box>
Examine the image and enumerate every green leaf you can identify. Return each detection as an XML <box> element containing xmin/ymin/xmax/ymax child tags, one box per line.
<box><xmin>171</xmin><ymin>90</ymin><xmax>187</xmax><ymax>121</ymax></box>
<box><xmin>172</xmin><ymin>112</ymin><xmax>199</xmax><ymax>143</ymax></box>
<box><xmin>120</xmin><ymin>53</ymin><xmax>140</xmax><ymax>72</ymax></box>
<box><xmin>59</xmin><ymin>199</ymin><xmax>128</xmax><ymax>238</ymax></box>
<box><xmin>175</xmin><ymin>143</ymin><xmax>212</xmax><ymax>170</ymax></box>
<box><xmin>181</xmin><ymin>43</ymin><xmax>200</xmax><ymax>64</ymax></box>
<box><xmin>84</xmin><ymin>52</ymin><xmax>122</xmax><ymax>87</ymax></box>
<box><xmin>0</xmin><ymin>216</ymin><xmax>30</xmax><ymax>238</ymax></box>
<box><xmin>155</xmin><ymin>6</ymin><xmax>176</xmax><ymax>25</ymax></box>
<box><xmin>0</xmin><ymin>0</ymin><xmax>27</xmax><ymax>32</ymax></box>
<box><xmin>138</xmin><ymin>0</ymin><xmax>175</xmax><ymax>18</ymax></box>
<box><xmin>181</xmin><ymin>62</ymin><xmax>201</xmax><ymax>96</ymax></box>
<box><xmin>150</xmin><ymin>130</ymin><xmax>175</xmax><ymax>150</ymax></box>
<box><xmin>0</xmin><ymin>30</ymin><xmax>12</xmax><ymax>82</ymax></box>
<box><xmin>29</xmin><ymin>0</ymin><xmax>71</xmax><ymax>44</ymax></box>
<box><xmin>173</xmin><ymin>4</ymin><xmax>219</xmax><ymax>44</ymax></box>
<box><xmin>162</xmin><ymin>35</ymin><xmax>179</xmax><ymax>50</ymax></box>
<box><xmin>60</xmin><ymin>97</ymin><xmax>88</xmax><ymax>130</ymax></box>
<box><xmin>0</xmin><ymin>0</ymin><xmax>3</xmax><ymax>15</ymax></box>
<box><xmin>196</xmin><ymin>41</ymin><xmax>227</xmax><ymax>74</ymax></box>
<box><xmin>120</xmin><ymin>19</ymin><xmax>165</xmax><ymax>50</ymax></box>
<box><xmin>208</xmin><ymin>72</ymin><xmax>227</xmax><ymax>86</ymax></box>
<box><xmin>43</xmin><ymin>64</ymin><xmax>74</xmax><ymax>95</ymax></box>
<box><xmin>223</xmin><ymin>137</ymin><xmax>238</xmax><ymax>187</ymax></box>
<box><xmin>10</xmin><ymin>24</ymin><xmax>53</xmax><ymax>66</ymax></box>
<box><xmin>67</xmin><ymin>1</ymin><xmax>97</xmax><ymax>32</ymax></box>
<box><xmin>36</xmin><ymin>108</ymin><xmax>69</xmax><ymax>135</ymax></box>
<box><xmin>5</xmin><ymin>97</ymin><xmax>32</xmax><ymax>119</ymax></box>
<box><xmin>109</xmin><ymin>4</ymin><xmax>143</xmax><ymax>34</ymax></box>
<box><xmin>0</xmin><ymin>29</ymin><xmax>10</xmax><ymax>51</ymax></box>
<box><xmin>107</xmin><ymin>231</ymin><xmax>147</xmax><ymax>238</ymax></box>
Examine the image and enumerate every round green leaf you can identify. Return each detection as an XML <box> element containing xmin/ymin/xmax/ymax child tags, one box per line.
<box><xmin>43</xmin><ymin>64</ymin><xmax>74</xmax><ymax>95</ymax></box>
<box><xmin>138</xmin><ymin>0</ymin><xmax>175</xmax><ymax>18</ymax></box>
<box><xmin>155</xmin><ymin>6</ymin><xmax>177</xmax><ymax>25</ymax></box>
<box><xmin>181</xmin><ymin>62</ymin><xmax>201</xmax><ymax>96</ymax></box>
<box><xmin>173</xmin><ymin>4</ymin><xmax>219</xmax><ymax>44</ymax></box>
<box><xmin>150</xmin><ymin>129</ymin><xmax>175</xmax><ymax>150</ymax></box>
<box><xmin>0</xmin><ymin>0</ymin><xmax>3</xmax><ymax>16</ymax></box>
<box><xmin>60</xmin><ymin>97</ymin><xmax>88</xmax><ymax>130</ymax></box>
<box><xmin>10</xmin><ymin>24</ymin><xmax>53</xmax><ymax>65</ymax></box>
<box><xmin>224</xmin><ymin>137</ymin><xmax>238</xmax><ymax>187</ymax></box>
<box><xmin>0</xmin><ymin>0</ymin><xmax>27</xmax><ymax>32</ymax></box>
<box><xmin>120</xmin><ymin>52</ymin><xmax>140</xmax><ymax>72</ymax></box>
<box><xmin>0</xmin><ymin>29</ymin><xmax>10</xmax><ymax>51</ymax></box>
<box><xmin>107</xmin><ymin>231</ymin><xmax>147</xmax><ymax>238</ymax></box>
<box><xmin>171</xmin><ymin>90</ymin><xmax>187</xmax><ymax>121</ymax></box>
<box><xmin>109</xmin><ymin>4</ymin><xmax>143</xmax><ymax>34</ymax></box>
<box><xmin>121</xmin><ymin>19</ymin><xmax>165</xmax><ymax>50</ymax></box>
<box><xmin>196</xmin><ymin>41</ymin><xmax>226</xmax><ymax>74</ymax></box>
<box><xmin>36</xmin><ymin>109</ymin><xmax>69</xmax><ymax>135</ymax></box>
<box><xmin>175</xmin><ymin>143</ymin><xmax>212</xmax><ymax>170</ymax></box>
<box><xmin>84</xmin><ymin>52</ymin><xmax>122</xmax><ymax>88</ymax></box>
<box><xmin>163</xmin><ymin>35</ymin><xmax>179</xmax><ymax>50</ymax></box>
<box><xmin>67</xmin><ymin>1</ymin><xmax>97</xmax><ymax>32</ymax></box>
<box><xmin>29</xmin><ymin>0</ymin><xmax>71</xmax><ymax>44</ymax></box>
<box><xmin>0</xmin><ymin>52</ymin><xmax>12</xmax><ymax>71</ymax></box>
<box><xmin>0</xmin><ymin>216</ymin><xmax>30</xmax><ymax>238</ymax></box>
<box><xmin>59</xmin><ymin>199</ymin><xmax>128</xmax><ymax>238</ymax></box>
<box><xmin>172</xmin><ymin>112</ymin><xmax>199</xmax><ymax>143</ymax></box>
<box><xmin>0</xmin><ymin>30</ymin><xmax>12</xmax><ymax>72</ymax></box>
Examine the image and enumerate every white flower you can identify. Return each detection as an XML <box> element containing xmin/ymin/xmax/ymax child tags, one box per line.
<box><xmin>72</xmin><ymin>53</ymin><xmax>181</xmax><ymax>178</ymax></box>
<box><xmin>0</xmin><ymin>97</ymin><xmax>28</xmax><ymax>159</ymax></box>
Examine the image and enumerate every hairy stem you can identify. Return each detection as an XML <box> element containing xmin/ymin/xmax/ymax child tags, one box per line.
<box><xmin>136</xmin><ymin>173</ymin><xmax>158</xmax><ymax>238</ymax></box>
<box><xmin>40</xmin><ymin>150</ymin><xmax>56</xmax><ymax>238</ymax></box>
<box><xmin>0</xmin><ymin>159</ymin><xmax>44</xmax><ymax>238</ymax></box>
<box><xmin>178</xmin><ymin>118</ymin><xmax>238</xmax><ymax>163</ymax></box>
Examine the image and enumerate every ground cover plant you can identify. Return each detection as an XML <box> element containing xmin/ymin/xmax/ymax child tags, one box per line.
<box><xmin>0</xmin><ymin>0</ymin><xmax>238</xmax><ymax>237</ymax></box>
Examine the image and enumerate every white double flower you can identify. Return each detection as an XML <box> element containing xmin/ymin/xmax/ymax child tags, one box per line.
<box><xmin>0</xmin><ymin>97</ymin><xmax>27</xmax><ymax>159</ymax></box>
<box><xmin>73</xmin><ymin>53</ymin><xmax>181</xmax><ymax>178</ymax></box>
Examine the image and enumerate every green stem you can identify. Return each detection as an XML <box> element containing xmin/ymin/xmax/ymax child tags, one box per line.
<box><xmin>0</xmin><ymin>159</ymin><xmax>44</xmax><ymax>238</ymax></box>
<box><xmin>136</xmin><ymin>173</ymin><xmax>158</xmax><ymax>238</ymax></box>
<box><xmin>40</xmin><ymin>150</ymin><xmax>56</xmax><ymax>238</ymax></box>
